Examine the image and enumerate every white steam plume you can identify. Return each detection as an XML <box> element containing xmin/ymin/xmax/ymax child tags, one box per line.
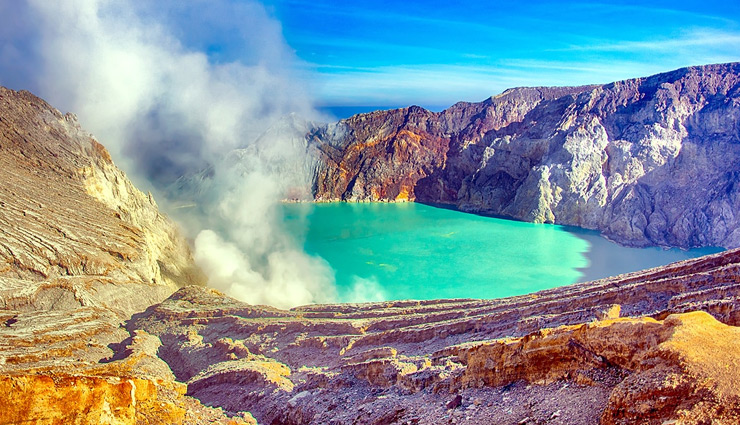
<box><xmin>0</xmin><ymin>0</ymin><xmax>341</xmax><ymax>308</ymax></box>
<box><xmin>345</xmin><ymin>276</ymin><xmax>387</xmax><ymax>303</ymax></box>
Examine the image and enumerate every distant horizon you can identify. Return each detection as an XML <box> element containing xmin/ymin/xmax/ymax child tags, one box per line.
<box><xmin>318</xmin><ymin>60</ymin><xmax>740</xmax><ymax>119</ymax></box>
<box><xmin>317</xmin><ymin>104</ymin><xmax>450</xmax><ymax>119</ymax></box>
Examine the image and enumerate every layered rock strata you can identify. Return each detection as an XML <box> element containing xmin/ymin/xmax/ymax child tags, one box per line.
<box><xmin>0</xmin><ymin>87</ymin><xmax>246</xmax><ymax>424</ymax></box>
<box><xmin>128</xmin><ymin>248</ymin><xmax>740</xmax><ymax>424</ymax></box>
<box><xmin>0</xmin><ymin>87</ymin><xmax>204</xmax><ymax>317</ymax></box>
<box><xmin>309</xmin><ymin>63</ymin><xmax>740</xmax><ymax>248</ymax></box>
<box><xmin>0</xmin><ymin>306</ymin><xmax>255</xmax><ymax>425</ymax></box>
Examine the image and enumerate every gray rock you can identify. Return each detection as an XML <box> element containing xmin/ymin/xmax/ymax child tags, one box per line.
<box><xmin>308</xmin><ymin>63</ymin><xmax>740</xmax><ymax>249</ymax></box>
<box><xmin>0</xmin><ymin>87</ymin><xmax>205</xmax><ymax>318</ymax></box>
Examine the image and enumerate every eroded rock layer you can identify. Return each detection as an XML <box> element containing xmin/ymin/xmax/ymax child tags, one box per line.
<box><xmin>127</xmin><ymin>248</ymin><xmax>740</xmax><ymax>425</ymax></box>
<box><xmin>0</xmin><ymin>307</ymin><xmax>255</xmax><ymax>425</ymax></box>
<box><xmin>0</xmin><ymin>87</ymin><xmax>204</xmax><ymax>317</ymax></box>
<box><xmin>0</xmin><ymin>87</ymin><xmax>245</xmax><ymax>424</ymax></box>
<box><xmin>309</xmin><ymin>63</ymin><xmax>740</xmax><ymax>248</ymax></box>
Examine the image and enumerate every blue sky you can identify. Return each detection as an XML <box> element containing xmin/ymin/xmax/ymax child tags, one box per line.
<box><xmin>256</xmin><ymin>0</ymin><xmax>740</xmax><ymax>109</ymax></box>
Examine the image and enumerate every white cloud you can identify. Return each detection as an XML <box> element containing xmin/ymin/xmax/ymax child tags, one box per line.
<box><xmin>309</xmin><ymin>26</ymin><xmax>740</xmax><ymax>107</ymax></box>
<box><xmin>559</xmin><ymin>29</ymin><xmax>740</xmax><ymax>53</ymax></box>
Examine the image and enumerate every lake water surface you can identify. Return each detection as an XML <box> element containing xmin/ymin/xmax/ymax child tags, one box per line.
<box><xmin>283</xmin><ymin>202</ymin><xmax>722</xmax><ymax>302</ymax></box>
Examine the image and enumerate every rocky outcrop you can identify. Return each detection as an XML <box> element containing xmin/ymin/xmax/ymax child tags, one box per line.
<box><xmin>309</xmin><ymin>86</ymin><xmax>591</xmax><ymax>203</ymax></box>
<box><xmin>309</xmin><ymin>63</ymin><xmax>740</xmax><ymax>248</ymax></box>
<box><xmin>126</xmin><ymin>248</ymin><xmax>740</xmax><ymax>424</ymax></box>
<box><xmin>0</xmin><ymin>87</ymin><xmax>205</xmax><ymax>317</ymax></box>
<box><xmin>452</xmin><ymin>312</ymin><xmax>740</xmax><ymax>424</ymax></box>
<box><xmin>0</xmin><ymin>306</ymin><xmax>255</xmax><ymax>425</ymax></box>
<box><xmin>0</xmin><ymin>86</ymin><xmax>247</xmax><ymax>424</ymax></box>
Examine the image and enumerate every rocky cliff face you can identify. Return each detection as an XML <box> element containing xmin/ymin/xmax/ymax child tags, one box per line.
<box><xmin>0</xmin><ymin>87</ymin><xmax>205</xmax><ymax>317</ymax></box>
<box><xmin>309</xmin><ymin>63</ymin><xmax>740</xmax><ymax>249</ymax></box>
<box><xmin>0</xmin><ymin>86</ymin><xmax>245</xmax><ymax>424</ymax></box>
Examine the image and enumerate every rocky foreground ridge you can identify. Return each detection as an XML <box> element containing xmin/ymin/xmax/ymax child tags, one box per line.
<box><xmin>122</xmin><ymin>253</ymin><xmax>740</xmax><ymax>425</ymax></box>
<box><xmin>0</xmin><ymin>83</ymin><xmax>740</xmax><ymax>424</ymax></box>
<box><xmin>4</xmin><ymin>248</ymin><xmax>740</xmax><ymax>424</ymax></box>
<box><xmin>308</xmin><ymin>63</ymin><xmax>740</xmax><ymax>249</ymax></box>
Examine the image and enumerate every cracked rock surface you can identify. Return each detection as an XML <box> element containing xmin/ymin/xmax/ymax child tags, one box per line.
<box><xmin>0</xmin><ymin>87</ymin><xmax>245</xmax><ymax>425</ymax></box>
<box><xmin>0</xmin><ymin>87</ymin><xmax>204</xmax><ymax>317</ymax></box>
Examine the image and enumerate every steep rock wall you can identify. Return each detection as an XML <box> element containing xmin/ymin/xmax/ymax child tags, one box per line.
<box><xmin>0</xmin><ymin>87</ymin><xmax>205</xmax><ymax>317</ymax></box>
<box><xmin>309</xmin><ymin>63</ymin><xmax>740</xmax><ymax>248</ymax></box>
<box><xmin>0</xmin><ymin>86</ymin><xmax>245</xmax><ymax>424</ymax></box>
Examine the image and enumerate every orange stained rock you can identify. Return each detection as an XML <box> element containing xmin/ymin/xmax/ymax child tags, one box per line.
<box><xmin>603</xmin><ymin>312</ymin><xmax>740</xmax><ymax>425</ymax></box>
<box><xmin>396</xmin><ymin>129</ymin><xmax>423</xmax><ymax>144</ymax></box>
<box><xmin>450</xmin><ymin>311</ymin><xmax>740</xmax><ymax>425</ymax></box>
<box><xmin>0</xmin><ymin>373</ymin><xmax>256</xmax><ymax>425</ymax></box>
<box><xmin>0</xmin><ymin>374</ymin><xmax>185</xmax><ymax>425</ymax></box>
<box><xmin>395</xmin><ymin>186</ymin><xmax>412</xmax><ymax>202</ymax></box>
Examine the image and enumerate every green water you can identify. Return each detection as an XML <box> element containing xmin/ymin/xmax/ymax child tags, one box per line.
<box><xmin>283</xmin><ymin>202</ymin><xmax>722</xmax><ymax>302</ymax></box>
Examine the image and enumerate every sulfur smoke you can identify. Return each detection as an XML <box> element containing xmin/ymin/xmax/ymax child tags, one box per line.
<box><xmin>0</xmin><ymin>0</ymin><xmax>339</xmax><ymax>308</ymax></box>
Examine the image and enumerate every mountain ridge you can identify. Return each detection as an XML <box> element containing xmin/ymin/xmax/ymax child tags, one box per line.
<box><xmin>308</xmin><ymin>62</ymin><xmax>740</xmax><ymax>249</ymax></box>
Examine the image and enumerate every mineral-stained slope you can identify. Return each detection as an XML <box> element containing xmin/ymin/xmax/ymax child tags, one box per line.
<box><xmin>127</xmin><ymin>249</ymin><xmax>740</xmax><ymax>425</ymax></box>
<box><xmin>0</xmin><ymin>87</ymin><xmax>204</xmax><ymax>317</ymax></box>
<box><xmin>0</xmin><ymin>305</ymin><xmax>256</xmax><ymax>425</ymax></box>
<box><xmin>309</xmin><ymin>63</ymin><xmax>740</xmax><ymax>248</ymax></box>
<box><xmin>0</xmin><ymin>87</ymin><xmax>247</xmax><ymax>424</ymax></box>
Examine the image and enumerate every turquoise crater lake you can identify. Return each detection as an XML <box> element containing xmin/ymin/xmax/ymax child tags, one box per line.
<box><xmin>283</xmin><ymin>203</ymin><xmax>721</xmax><ymax>303</ymax></box>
